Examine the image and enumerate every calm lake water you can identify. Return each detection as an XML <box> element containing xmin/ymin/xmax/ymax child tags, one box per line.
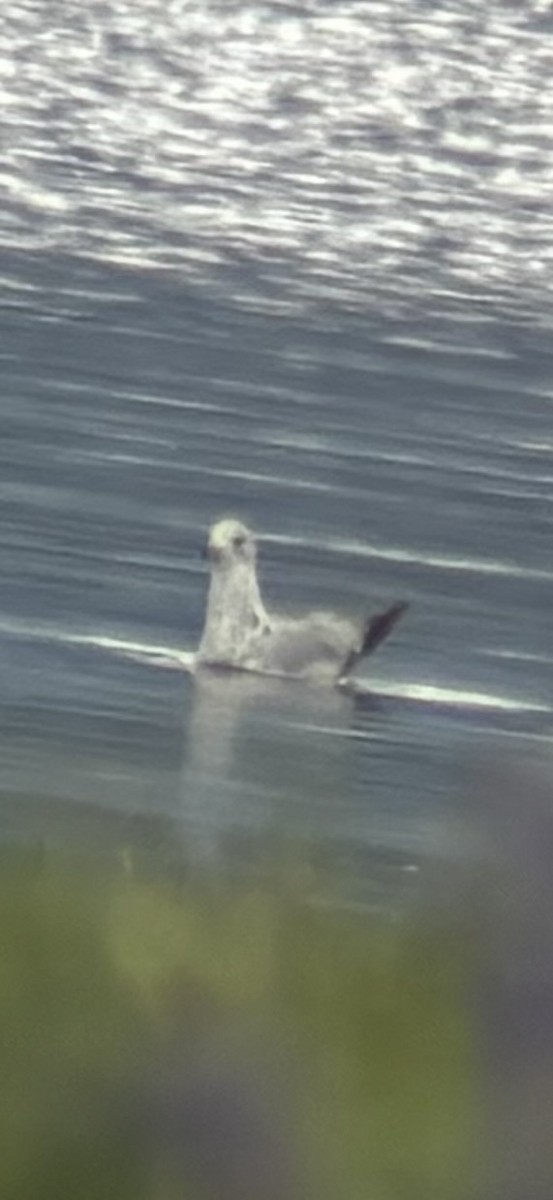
<box><xmin>0</xmin><ymin>0</ymin><xmax>552</xmax><ymax>895</ymax></box>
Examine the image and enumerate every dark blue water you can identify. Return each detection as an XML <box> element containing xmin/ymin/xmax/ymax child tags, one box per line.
<box><xmin>0</xmin><ymin>0</ymin><xmax>551</xmax><ymax>889</ymax></box>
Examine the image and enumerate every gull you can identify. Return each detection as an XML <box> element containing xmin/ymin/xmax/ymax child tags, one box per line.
<box><xmin>196</xmin><ymin>519</ymin><xmax>407</xmax><ymax>686</ymax></box>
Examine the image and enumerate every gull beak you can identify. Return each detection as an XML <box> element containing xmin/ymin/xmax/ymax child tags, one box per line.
<box><xmin>203</xmin><ymin>540</ymin><xmax>221</xmax><ymax>562</ymax></box>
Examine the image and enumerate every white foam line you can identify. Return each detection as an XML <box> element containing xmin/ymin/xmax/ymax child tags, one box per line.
<box><xmin>283</xmin><ymin>722</ymin><xmax>370</xmax><ymax>740</ymax></box>
<box><xmin>63</xmin><ymin>632</ymin><xmax>195</xmax><ymax>670</ymax></box>
<box><xmin>0</xmin><ymin>616</ymin><xmax>195</xmax><ymax>670</ymax></box>
<box><xmin>263</xmin><ymin>533</ymin><xmax>552</xmax><ymax>582</ymax></box>
<box><xmin>481</xmin><ymin>648</ymin><xmax>553</xmax><ymax>665</ymax></box>
<box><xmin>361</xmin><ymin>679</ymin><xmax>551</xmax><ymax>714</ymax></box>
<box><xmin>380</xmin><ymin>333</ymin><xmax>513</xmax><ymax>360</ymax></box>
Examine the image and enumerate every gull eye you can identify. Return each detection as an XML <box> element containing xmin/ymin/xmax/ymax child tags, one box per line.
<box><xmin>233</xmin><ymin>533</ymin><xmax>246</xmax><ymax>549</ymax></box>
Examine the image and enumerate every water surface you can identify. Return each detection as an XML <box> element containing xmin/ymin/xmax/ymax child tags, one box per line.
<box><xmin>0</xmin><ymin>0</ymin><xmax>551</xmax><ymax>895</ymax></box>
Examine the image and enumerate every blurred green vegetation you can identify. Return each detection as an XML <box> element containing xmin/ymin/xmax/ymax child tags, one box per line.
<box><xmin>0</xmin><ymin>845</ymin><xmax>479</xmax><ymax>1200</ymax></box>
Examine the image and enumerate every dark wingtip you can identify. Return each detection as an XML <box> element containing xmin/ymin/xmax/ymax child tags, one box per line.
<box><xmin>361</xmin><ymin>601</ymin><xmax>409</xmax><ymax>658</ymax></box>
<box><xmin>338</xmin><ymin>601</ymin><xmax>409</xmax><ymax>681</ymax></box>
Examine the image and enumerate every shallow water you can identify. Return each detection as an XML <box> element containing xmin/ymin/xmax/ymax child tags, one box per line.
<box><xmin>0</xmin><ymin>0</ymin><xmax>552</xmax><ymax>894</ymax></box>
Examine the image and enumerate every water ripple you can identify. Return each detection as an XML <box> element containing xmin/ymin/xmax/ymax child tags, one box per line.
<box><xmin>0</xmin><ymin>0</ymin><xmax>552</xmax><ymax>322</ymax></box>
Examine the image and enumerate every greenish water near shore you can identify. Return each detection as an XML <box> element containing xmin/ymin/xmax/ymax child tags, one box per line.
<box><xmin>0</xmin><ymin>844</ymin><xmax>478</xmax><ymax>1200</ymax></box>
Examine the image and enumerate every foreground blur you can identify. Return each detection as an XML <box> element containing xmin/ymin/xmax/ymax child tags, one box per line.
<box><xmin>1</xmin><ymin>756</ymin><xmax>552</xmax><ymax>1200</ymax></box>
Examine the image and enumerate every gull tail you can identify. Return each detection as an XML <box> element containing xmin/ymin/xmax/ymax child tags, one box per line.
<box><xmin>339</xmin><ymin>601</ymin><xmax>409</xmax><ymax>679</ymax></box>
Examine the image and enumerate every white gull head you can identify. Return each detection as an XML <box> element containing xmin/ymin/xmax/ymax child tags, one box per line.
<box><xmin>196</xmin><ymin>517</ymin><xmax>408</xmax><ymax>683</ymax></box>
